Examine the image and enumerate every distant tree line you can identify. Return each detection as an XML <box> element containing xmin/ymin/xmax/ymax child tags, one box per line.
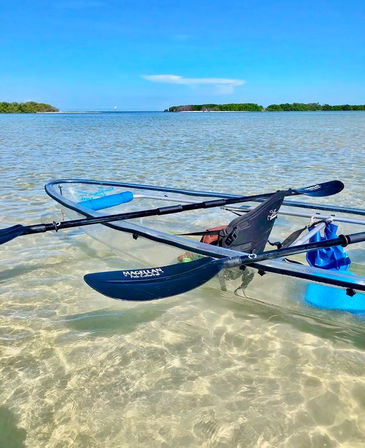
<box><xmin>167</xmin><ymin>103</ymin><xmax>263</xmax><ymax>112</ymax></box>
<box><xmin>0</xmin><ymin>101</ymin><xmax>58</xmax><ymax>113</ymax></box>
<box><xmin>265</xmin><ymin>103</ymin><xmax>365</xmax><ymax>111</ymax></box>
<box><xmin>166</xmin><ymin>102</ymin><xmax>365</xmax><ymax>112</ymax></box>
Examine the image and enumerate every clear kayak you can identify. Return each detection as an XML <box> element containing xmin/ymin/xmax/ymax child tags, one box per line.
<box><xmin>45</xmin><ymin>179</ymin><xmax>365</xmax><ymax>320</ymax></box>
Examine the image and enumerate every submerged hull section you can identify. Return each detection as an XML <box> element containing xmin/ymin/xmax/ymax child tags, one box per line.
<box><xmin>45</xmin><ymin>179</ymin><xmax>365</xmax><ymax>318</ymax></box>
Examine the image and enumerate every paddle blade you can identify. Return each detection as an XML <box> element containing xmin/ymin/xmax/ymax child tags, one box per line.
<box><xmin>84</xmin><ymin>257</ymin><xmax>223</xmax><ymax>301</ymax></box>
<box><xmin>295</xmin><ymin>180</ymin><xmax>344</xmax><ymax>197</ymax></box>
<box><xmin>0</xmin><ymin>224</ymin><xmax>26</xmax><ymax>244</ymax></box>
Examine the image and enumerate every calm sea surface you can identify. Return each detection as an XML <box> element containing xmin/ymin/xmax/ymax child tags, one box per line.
<box><xmin>0</xmin><ymin>112</ymin><xmax>364</xmax><ymax>447</ymax></box>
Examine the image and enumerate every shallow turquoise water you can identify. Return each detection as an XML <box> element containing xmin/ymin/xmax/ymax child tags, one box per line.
<box><xmin>0</xmin><ymin>112</ymin><xmax>364</xmax><ymax>447</ymax></box>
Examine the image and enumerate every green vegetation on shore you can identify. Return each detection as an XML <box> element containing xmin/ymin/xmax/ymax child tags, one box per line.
<box><xmin>0</xmin><ymin>101</ymin><xmax>58</xmax><ymax>113</ymax></box>
<box><xmin>266</xmin><ymin>103</ymin><xmax>365</xmax><ymax>111</ymax></box>
<box><xmin>166</xmin><ymin>103</ymin><xmax>365</xmax><ymax>112</ymax></box>
<box><xmin>166</xmin><ymin>103</ymin><xmax>263</xmax><ymax>112</ymax></box>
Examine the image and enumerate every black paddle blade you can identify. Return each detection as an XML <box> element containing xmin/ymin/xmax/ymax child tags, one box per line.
<box><xmin>84</xmin><ymin>257</ymin><xmax>224</xmax><ymax>301</ymax></box>
<box><xmin>0</xmin><ymin>224</ymin><xmax>26</xmax><ymax>244</ymax></box>
<box><xmin>295</xmin><ymin>180</ymin><xmax>344</xmax><ymax>197</ymax></box>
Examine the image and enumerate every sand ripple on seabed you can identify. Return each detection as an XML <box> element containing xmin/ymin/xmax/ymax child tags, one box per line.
<box><xmin>1</xmin><ymin>245</ymin><xmax>365</xmax><ymax>448</ymax></box>
<box><xmin>1</xmin><ymin>260</ymin><xmax>365</xmax><ymax>448</ymax></box>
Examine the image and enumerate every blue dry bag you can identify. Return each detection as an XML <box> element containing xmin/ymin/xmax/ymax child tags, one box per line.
<box><xmin>306</xmin><ymin>223</ymin><xmax>351</xmax><ymax>271</ymax></box>
<box><xmin>304</xmin><ymin>224</ymin><xmax>365</xmax><ymax>313</ymax></box>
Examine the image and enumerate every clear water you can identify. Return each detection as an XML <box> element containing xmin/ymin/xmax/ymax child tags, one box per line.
<box><xmin>0</xmin><ymin>111</ymin><xmax>364</xmax><ymax>447</ymax></box>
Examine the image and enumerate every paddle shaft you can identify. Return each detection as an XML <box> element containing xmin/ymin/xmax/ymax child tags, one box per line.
<box><xmin>225</xmin><ymin>231</ymin><xmax>365</xmax><ymax>269</ymax></box>
<box><xmin>15</xmin><ymin>190</ymin><xmax>293</xmax><ymax>236</ymax></box>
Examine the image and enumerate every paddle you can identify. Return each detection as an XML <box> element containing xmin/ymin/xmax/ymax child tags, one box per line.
<box><xmin>84</xmin><ymin>230</ymin><xmax>365</xmax><ymax>301</ymax></box>
<box><xmin>0</xmin><ymin>180</ymin><xmax>344</xmax><ymax>245</ymax></box>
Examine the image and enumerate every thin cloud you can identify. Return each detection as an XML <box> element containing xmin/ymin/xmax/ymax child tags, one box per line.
<box><xmin>142</xmin><ymin>74</ymin><xmax>245</xmax><ymax>92</ymax></box>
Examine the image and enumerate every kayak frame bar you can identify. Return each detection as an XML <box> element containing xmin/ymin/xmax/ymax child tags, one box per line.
<box><xmin>225</xmin><ymin>204</ymin><xmax>365</xmax><ymax>226</ymax></box>
<box><xmin>45</xmin><ymin>178</ymin><xmax>364</xmax><ymax>217</ymax></box>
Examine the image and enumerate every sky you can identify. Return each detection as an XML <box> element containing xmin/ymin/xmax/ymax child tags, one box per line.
<box><xmin>1</xmin><ymin>0</ymin><xmax>364</xmax><ymax>111</ymax></box>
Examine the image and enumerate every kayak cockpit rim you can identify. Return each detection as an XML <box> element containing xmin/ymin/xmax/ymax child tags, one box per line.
<box><xmin>45</xmin><ymin>178</ymin><xmax>365</xmax><ymax>217</ymax></box>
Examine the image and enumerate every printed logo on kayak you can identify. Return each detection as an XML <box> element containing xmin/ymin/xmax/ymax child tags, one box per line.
<box><xmin>123</xmin><ymin>268</ymin><xmax>164</xmax><ymax>279</ymax></box>
<box><xmin>304</xmin><ymin>184</ymin><xmax>320</xmax><ymax>191</ymax></box>
<box><xmin>267</xmin><ymin>209</ymin><xmax>278</xmax><ymax>221</ymax></box>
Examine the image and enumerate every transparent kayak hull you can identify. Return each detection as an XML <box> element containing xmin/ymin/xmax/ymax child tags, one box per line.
<box><xmin>45</xmin><ymin>179</ymin><xmax>365</xmax><ymax>320</ymax></box>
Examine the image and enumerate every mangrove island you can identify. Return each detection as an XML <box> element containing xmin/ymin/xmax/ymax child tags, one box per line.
<box><xmin>0</xmin><ymin>101</ymin><xmax>59</xmax><ymax>113</ymax></box>
<box><xmin>166</xmin><ymin>103</ymin><xmax>365</xmax><ymax>112</ymax></box>
<box><xmin>166</xmin><ymin>103</ymin><xmax>263</xmax><ymax>112</ymax></box>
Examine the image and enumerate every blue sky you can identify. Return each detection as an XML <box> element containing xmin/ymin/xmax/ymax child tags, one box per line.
<box><xmin>1</xmin><ymin>0</ymin><xmax>364</xmax><ymax>110</ymax></box>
